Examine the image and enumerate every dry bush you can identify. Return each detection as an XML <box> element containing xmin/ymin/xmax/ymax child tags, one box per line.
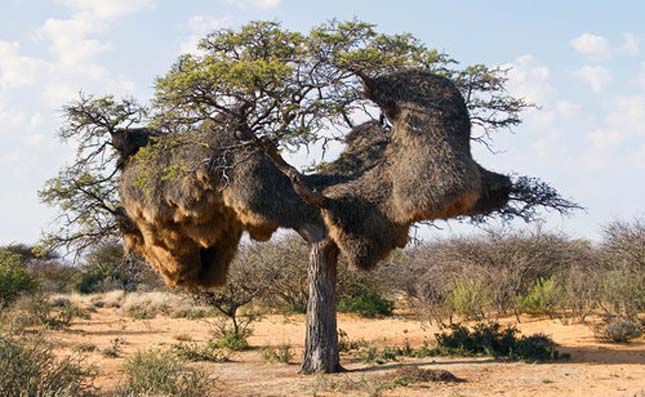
<box><xmin>594</xmin><ymin>217</ymin><xmax>645</xmax><ymax>320</ymax></box>
<box><xmin>193</xmin><ymin>244</ymin><xmax>265</xmax><ymax>345</ymax></box>
<box><xmin>388</xmin><ymin>229</ymin><xmax>592</xmax><ymax>325</ymax></box>
<box><xmin>253</xmin><ymin>237</ymin><xmax>310</xmax><ymax>313</ymax></box>
<box><xmin>0</xmin><ymin>335</ymin><xmax>96</xmax><ymax>397</ymax></box>
<box><xmin>117</xmin><ymin>349</ymin><xmax>210</xmax><ymax>397</ymax></box>
<box><xmin>120</xmin><ymin>291</ymin><xmax>183</xmax><ymax>319</ymax></box>
<box><xmin>250</xmin><ymin>235</ymin><xmax>394</xmax><ymax>315</ymax></box>
<box><xmin>0</xmin><ymin>294</ymin><xmax>90</xmax><ymax>334</ymax></box>
<box><xmin>261</xmin><ymin>343</ymin><xmax>294</xmax><ymax>364</ymax></box>
<box><xmin>594</xmin><ymin>318</ymin><xmax>643</xmax><ymax>343</ymax></box>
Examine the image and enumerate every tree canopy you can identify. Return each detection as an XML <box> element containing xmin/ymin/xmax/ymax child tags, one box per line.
<box><xmin>40</xmin><ymin>19</ymin><xmax>578</xmax><ymax>258</ymax></box>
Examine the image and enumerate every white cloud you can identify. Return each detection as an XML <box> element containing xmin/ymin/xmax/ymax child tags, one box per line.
<box><xmin>36</xmin><ymin>17</ymin><xmax>110</xmax><ymax>64</ymax></box>
<box><xmin>55</xmin><ymin>0</ymin><xmax>155</xmax><ymax>19</ymax></box>
<box><xmin>605</xmin><ymin>95</ymin><xmax>645</xmax><ymax>135</ymax></box>
<box><xmin>226</xmin><ymin>0</ymin><xmax>284</xmax><ymax>9</ymax></box>
<box><xmin>619</xmin><ymin>32</ymin><xmax>640</xmax><ymax>56</ymax></box>
<box><xmin>588</xmin><ymin>128</ymin><xmax>626</xmax><ymax>149</ymax></box>
<box><xmin>570</xmin><ymin>33</ymin><xmax>611</xmax><ymax>59</ymax></box>
<box><xmin>179</xmin><ymin>16</ymin><xmax>233</xmax><ymax>54</ymax></box>
<box><xmin>37</xmin><ymin>0</ymin><xmax>155</xmax><ymax>64</ymax></box>
<box><xmin>501</xmin><ymin>55</ymin><xmax>554</xmax><ymax>104</ymax></box>
<box><xmin>572</xmin><ymin>65</ymin><xmax>611</xmax><ymax>92</ymax></box>
<box><xmin>637</xmin><ymin>62</ymin><xmax>645</xmax><ymax>90</ymax></box>
<box><xmin>585</xmin><ymin>95</ymin><xmax>645</xmax><ymax>167</ymax></box>
<box><xmin>555</xmin><ymin>100</ymin><xmax>581</xmax><ymax>118</ymax></box>
<box><xmin>0</xmin><ymin>42</ymin><xmax>50</xmax><ymax>87</ymax></box>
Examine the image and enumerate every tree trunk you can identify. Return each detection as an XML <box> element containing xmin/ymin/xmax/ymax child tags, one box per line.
<box><xmin>300</xmin><ymin>238</ymin><xmax>342</xmax><ymax>374</ymax></box>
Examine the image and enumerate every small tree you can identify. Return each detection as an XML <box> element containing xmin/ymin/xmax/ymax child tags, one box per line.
<box><xmin>193</xmin><ymin>245</ymin><xmax>265</xmax><ymax>343</ymax></box>
<box><xmin>0</xmin><ymin>251</ymin><xmax>38</xmax><ymax>309</ymax></box>
<box><xmin>42</xmin><ymin>20</ymin><xmax>579</xmax><ymax>373</ymax></box>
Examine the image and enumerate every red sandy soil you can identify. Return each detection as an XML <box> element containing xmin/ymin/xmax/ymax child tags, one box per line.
<box><xmin>48</xmin><ymin>308</ymin><xmax>645</xmax><ymax>397</ymax></box>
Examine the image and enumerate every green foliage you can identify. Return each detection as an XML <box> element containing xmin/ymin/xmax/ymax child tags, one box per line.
<box><xmin>40</xmin><ymin>96</ymin><xmax>147</xmax><ymax>255</ymax></box>
<box><xmin>0</xmin><ymin>335</ymin><xmax>96</xmax><ymax>397</ymax></box>
<box><xmin>434</xmin><ymin>322</ymin><xmax>565</xmax><ymax>361</ymax></box>
<box><xmin>211</xmin><ymin>332</ymin><xmax>249</xmax><ymax>351</ymax></box>
<box><xmin>337</xmin><ymin>291</ymin><xmax>394</xmax><ymax>318</ymax></box>
<box><xmin>444</xmin><ymin>278</ymin><xmax>490</xmax><ymax>320</ymax></box>
<box><xmin>522</xmin><ymin>276</ymin><xmax>563</xmax><ymax>316</ymax></box>
<box><xmin>172</xmin><ymin>342</ymin><xmax>230</xmax><ymax>362</ymax></box>
<box><xmin>0</xmin><ymin>250</ymin><xmax>38</xmax><ymax>309</ymax></box>
<box><xmin>75</xmin><ymin>240</ymin><xmax>155</xmax><ymax>294</ymax></box>
<box><xmin>597</xmin><ymin>268</ymin><xmax>645</xmax><ymax>320</ymax></box>
<box><xmin>117</xmin><ymin>349</ymin><xmax>209</xmax><ymax>397</ymax></box>
<box><xmin>261</xmin><ymin>343</ymin><xmax>294</xmax><ymax>364</ymax></box>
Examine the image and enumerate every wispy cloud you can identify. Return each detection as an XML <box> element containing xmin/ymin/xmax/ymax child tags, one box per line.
<box><xmin>570</xmin><ymin>32</ymin><xmax>640</xmax><ymax>60</ymax></box>
<box><xmin>572</xmin><ymin>65</ymin><xmax>611</xmax><ymax>92</ymax></box>
<box><xmin>570</xmin><ymin>33</ymin><xmax>611</xmax><ymax>60</ymax></box>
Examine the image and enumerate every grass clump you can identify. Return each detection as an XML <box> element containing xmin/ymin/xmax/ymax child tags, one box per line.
<box><xmin>0</xmin><ymin>335</ymin><xmax>96</xmax><ymax>397</ymax></box>
<box><xmin>170</xmin><ymin>304</ymin><xmax>215</xmax><ymax>319</ymax></box>
<box><xmin>101</xmin><ymin>338</ymin><xmax>124</xmax><ymax>358</ymax></box>
<box><xmin>337</xmin><ymin>291</ymin><xmax>394</xmax><ymax>318</ymax></box>
<box><xmin>74</xmin><ymin>342</ymin><xmax>98</xmax><ymax>353</ymax></box>
<box><xmin>595</xmin><ymin>318</ymin><xmax>643</xmax><ymax>343</ymax></box>
<box><xmin>117</xmin><ymin>349</ymin><xmax>209</xmax><ymax>397</ymax></box>
<box><xmin>261</xmin><ymin>343</ymin><xmax>294</xmax><ymax>364</ymax></box>
<box><xmin>434</xmin><ymin>322</ymin><xmax>567</xmax><ymax>361</ymax></box>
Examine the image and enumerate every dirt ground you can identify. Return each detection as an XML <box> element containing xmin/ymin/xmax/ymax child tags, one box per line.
<box><xmin>49</xmin><ymin>306</ymin><xmax>645</xmax><ymax>397</ymax></box>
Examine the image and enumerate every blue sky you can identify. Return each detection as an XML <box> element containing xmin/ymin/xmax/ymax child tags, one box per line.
<box><xmin>0</xmin><ymin>0</ymin><xmax>643</xmax><ymax>245</ymax></box>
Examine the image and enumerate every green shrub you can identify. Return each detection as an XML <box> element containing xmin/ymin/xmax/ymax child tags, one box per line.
<box><xmin>597</xmin><ymin>269</ymin><xmax>645</xmax><ymax>320</ymax></box>
<box><xmin>356</xmin><ymin>342</ymin><xmax>399</xmax><ymax>364</ymax></box>
<box><xmin>261</xmin><ymin>343</ymin><xmax>294</xmax><ymax>364</ymax></box>
<box><xmin>117</xmin><ymin>349</ymin><xmax>209</xmax><ymax>397</ymax></box>
<box><xmin>0</xmin><ymin>251</ymin><xmax>38</xmax><ymax>309</ymax></box>
<box><xmin>444</xmin><ymin>278</ymin><xmax>490</xmax><ymax>320</ymax></box>
<box><xmin>595</xmin><ymin>318</ymin><xmax>643</xmax><ymax>343</ymax></box>
<box><xmin>0</xmin><ymin>335</ymin><xmax>96</xmax><ymax>396</ymax></box>
<box><xmin>522</xmin><ymin>277</ymin><xmax>562</xmax><ymax>316</ymax></box>
<box><xmin>75</xmin><ymin>270</ymin><xmax>108</xmax><ymax>294</ymax></box>
<box><xmin>211</xmin><ymin>332</ymin><xmax>249</xmax><ymax>351</ymax></box>
<box><xmin>337</xmin><ymin>291</ymin><xmax>394</xmax><ymax>318</ymax></box>
<box><xmin>173</xmin><ymin>342</ymin><xmax>229</xmax><ymax>362</ymax></box>
<box><xmin>434</xmin><ymin>322</ymin><xmax>566</xmax><ymax>361</ymax></box>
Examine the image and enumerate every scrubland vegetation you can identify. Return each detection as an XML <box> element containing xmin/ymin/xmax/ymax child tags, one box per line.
<box><xmin>0</xmin><ymin>217</ymin><xmax>643</xmax><ymax>396</ymax></box>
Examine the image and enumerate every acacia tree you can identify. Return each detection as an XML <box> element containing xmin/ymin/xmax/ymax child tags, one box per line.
<box><xmin>41</xmin><ymin>20</ymin><xmax>579</xmax><ymax>373</ymax></box>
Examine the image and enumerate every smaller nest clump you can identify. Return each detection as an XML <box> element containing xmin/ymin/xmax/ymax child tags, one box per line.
<box><xmin>390</xmin><ymin>366</ymin><xmax>464</xmax><ymax>383</ymax></box>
